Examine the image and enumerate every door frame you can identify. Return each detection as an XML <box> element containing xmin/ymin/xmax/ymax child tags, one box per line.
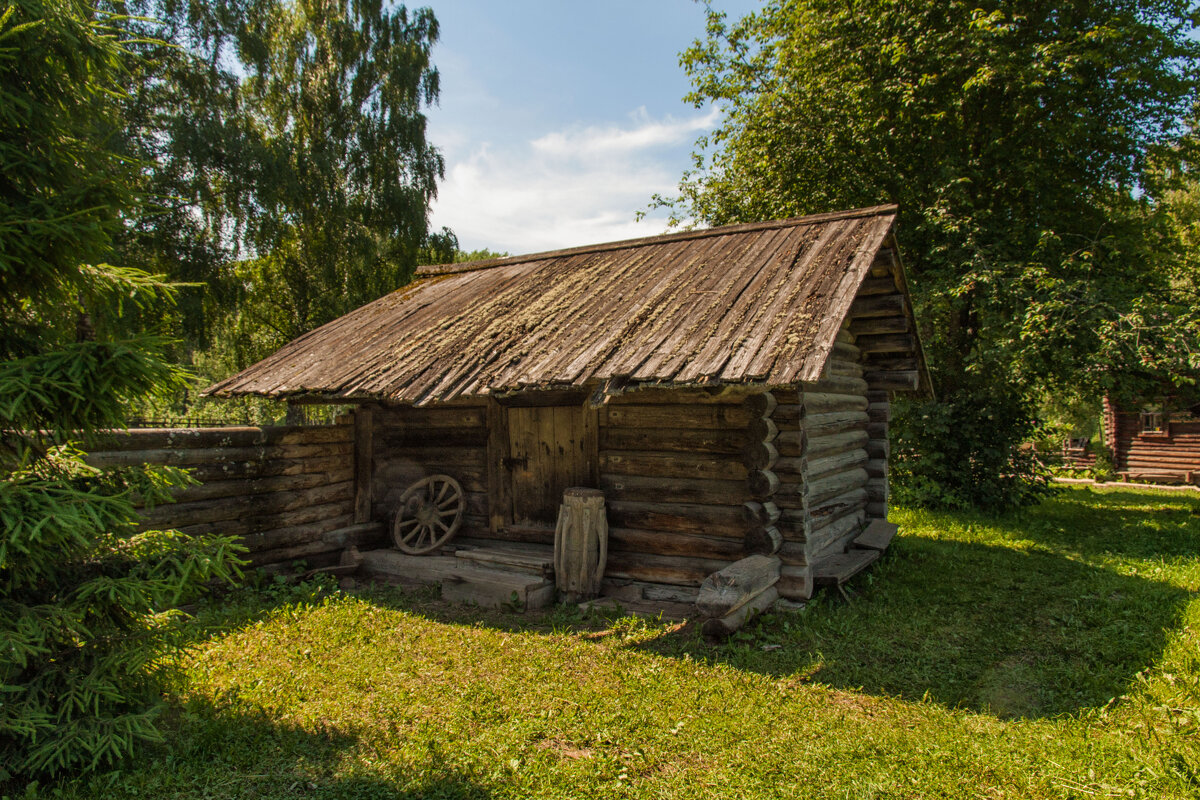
<box><xmin>486</xmin><ymin>393</ymin><xmax>598</xmax><ymax>532</ymax></box>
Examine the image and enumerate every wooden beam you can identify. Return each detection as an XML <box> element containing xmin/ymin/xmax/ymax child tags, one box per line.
<box><xmin>849</xmin><ymin>294</ymin><xmax>906</xmax><ymax>318</ymax></box>
<box><xmin>856</xmin><ymin>333</ymin><xmax>915</xmax><ymax>355</ymax></box>
<box><xmin>849</xmin><ymin>316</ymin><xmax>910</xmax><ymax>336</ymax></box>
<box><xmin>486</xmin><ymin>398</ymin><xmax>511</xmax><ymax>533</ymax></box>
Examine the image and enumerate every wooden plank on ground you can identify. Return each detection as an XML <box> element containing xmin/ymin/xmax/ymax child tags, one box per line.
<box><xmin>853</xmin><ymin>520</ymin><xmax>897</xmax><ymax>552</ymax></box>
<box><xmin>813</xmin><ymin>549</ymin><xmax>879</xmax><ymax>586</ymax></box>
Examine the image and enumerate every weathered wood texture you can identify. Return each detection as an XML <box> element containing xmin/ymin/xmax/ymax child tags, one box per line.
<box><xmin>1104</xmin><ymin>397</ymin><xmax>1200</xmax><ymax>483</ymax></box>
<box><xmin>372</xmin><ymin>403</ymin><xmax>491</xmax><ymax>538</ymax></box>
<box><xmin>594</xmin><ymin>392</ymin><xmax>772</xmax><ymax>586</ymax></box>
<box><xmin>208</xmin><ymin>206</ymin><xmax>899</xmax><ymax>404</ymax></box>
<box><xmin>88</xmin><ymin>420</ymin><xmax>359</xmax><ymax>570</ymax></box>
<box><xmin>696</xmin><ymin>555</ymin><xmax>781</xmax><ymax>618</ymax></box>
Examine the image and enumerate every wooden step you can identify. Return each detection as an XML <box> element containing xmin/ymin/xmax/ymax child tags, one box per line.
<box><xmin>813</xmin><ymin>549</ymin><xmax>880</xmax><ymax>587</ymax></box>
<box><xmin>853</xmin><ymin>520</ymin><xmax>898</xmax><ymax>552</ymax></box>
<box><xmin>455</xmin><ymin>546</ymin><xmax>554</xmax><ymax>578</ymax></box>
<box><xmin>578</xmin><ymin>596</ymin><xmax>693</xmax><ymax>622</ymax></box>
<box><xmin>358</xmin><ymin>548</ymin><xmax>554</xmax><ymax>610</ymax></box>
<box><xmin>600</xmin><ymin>579</ymin><xmax>699</xmax><ymax>606</ymax></box>
<box><xmin>359</xmin><ymin>550</ymin><xmax>461</xmax><ymax>586</ymax></box>
<box><xmin>441</xmin><ymin>565</ymin><xmax>555</xmax><ymax>611</ymax></box>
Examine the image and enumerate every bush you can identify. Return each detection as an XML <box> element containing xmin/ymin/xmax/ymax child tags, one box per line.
<box><xmin>890</xmin><ymin>384</ymin><xmax>1055</xmax><ymax>511</ymax></box>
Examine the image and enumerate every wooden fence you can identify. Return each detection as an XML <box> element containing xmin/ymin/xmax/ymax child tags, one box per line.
<box><xmin>88</xmin><ymin>417</ymin><xmax>381</xmax><ymax>572</ymax></box>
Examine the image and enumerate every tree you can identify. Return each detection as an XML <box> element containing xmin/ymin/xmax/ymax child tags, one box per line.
<box><xmin>668</xmin><ymin>0</ymin><xmax>1200</xmax><ymax>508</ymax></box>
<box><xmin>0</xmin><ymin>1</ymin><xmax>241</xmax><ymax>779</ymax></box>
<box><xmin>117</xmin><ymin>0</ymin><xmax>446</xmax><ymax>368</ymax></box>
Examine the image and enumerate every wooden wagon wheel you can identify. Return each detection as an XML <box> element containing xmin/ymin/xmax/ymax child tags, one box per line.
<box><xmin>392</xmin><ymin>474</ymin><xmax>464</xmax><ymax>554</ymax></box>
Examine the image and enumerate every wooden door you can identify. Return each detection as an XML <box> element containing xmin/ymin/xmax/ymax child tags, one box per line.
<box><xmin>500</xmin><ymin>403</ymin><xmax>596</xmax><ymax>527</ymax></box>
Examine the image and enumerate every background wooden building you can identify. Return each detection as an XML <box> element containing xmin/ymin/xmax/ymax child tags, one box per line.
<box><xmin>207</xmin><ymin>205</ymin><xmax>931</xmax><ymax>607</ymax></box>
<box><xmin>1102</xmin><ymin>396</ymin><xmax>1200</xmax><ymax>484</ymax></box>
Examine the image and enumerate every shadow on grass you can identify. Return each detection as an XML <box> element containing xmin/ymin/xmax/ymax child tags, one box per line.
<box><xmin>354</xmin><ymin>487</ymin><xmax>1197</xmax><ymax>720</ymax></box>
<box><xmin>159</xmin><ymin>487</ymin><xmax>1198</xmax><ymax>731</ymax></box>
<box><xmin>68</xmin><ymin>702</ymin><xmax>491</xmax><ymax>800</ymax></box>
<box><xmin>688</xmin><ymin>534</ymin><xmax>1190</xmax><ymax>719</ymax></box>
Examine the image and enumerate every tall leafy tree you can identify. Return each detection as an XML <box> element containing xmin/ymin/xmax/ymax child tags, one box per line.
<box><xmin>0</xmin><ymin>0</ymin><xmax>241</xmax><ymax>779</ymax></box>
<box><xmin>668</xmin><ymin>0</ymin><xmax>1200</xmax><ymax>508</ymax></box>
<box><xmin>118</xmin><ymin>0</ymin><xmax>446</xmax><ymax>367</ymax></box>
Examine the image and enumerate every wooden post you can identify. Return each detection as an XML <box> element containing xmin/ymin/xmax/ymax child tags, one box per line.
<box><xmin>486</xmin><ymin>397</ymin><xmax>511</xmax><ymax>533</ymax></box>
<box><xmin>553</xmin><ymin>487</ymin><xmax>608</xmax><ymax>602</ymax></box>
<box><xmin>353</xmin><ymin>405</ymin><xmax>374</xmax><ymax>524</ymax></box>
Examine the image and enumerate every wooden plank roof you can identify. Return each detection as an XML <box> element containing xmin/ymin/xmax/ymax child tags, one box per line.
<box><xmin>206</xmin><ymin>205</ymin><xmax>900</xmax><ymax>405</ymax></box>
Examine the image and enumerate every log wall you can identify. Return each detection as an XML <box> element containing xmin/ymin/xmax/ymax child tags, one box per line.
<box><xmin>768</xmin><ymin>336</ymin><xmax>872</xmax><ymax>601</ymax></box>
<box><xmin>88</xmin><ymin>421</ymin><xmax>358</xmax><ymax>571</ymax></box>
<box><xmin>370</xmin><ymin>403</ymin><xmax>491</xmax><ymax>535</ymax></box>
<box><xmin>1104</xmin><ymin>397</ymin><xmax>1200</xmax><ymax>483</ymax></box>
<box><xmin>597</xmin><ymin>387</ymin><xmax>755</xmax><ymax>588</ymax></box>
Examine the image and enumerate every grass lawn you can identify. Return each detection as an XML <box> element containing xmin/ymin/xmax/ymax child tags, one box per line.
<box><xmin>52</xmin><ymin>485</ymin><xmax>1200</xmax><ymax>799</ymax></box>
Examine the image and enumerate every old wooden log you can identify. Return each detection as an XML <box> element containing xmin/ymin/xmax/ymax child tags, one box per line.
<box><xmin>808</xmin><ymin>489</ymin><xmax>869</xmax><ymax>530</ymax></box>
<box><xmin>601</xmin><ymin>450</ymin><xmax>747</xmax><ymax>481</ymax></box>
<box><xmin>805</xmin><ymin>467</ymin><xmax>869</xmax><ymax>507</ymax></box>
<box><xmin>747</xmin><ymin>469</ymin><xmax>780</xmax><ymax>499</ymax></box>
<box><xmin>742</xmin><ymin>440</ymin><xmax>779</xmax><ymax>470</ymax></box>
<box><xmin>603</xmin><ymin>552</ymin><xmax>734</xmax><ymax>587</ymax></box>
<box><xmin>744</xmin><ymin>525</ymin><xmax>783</xmax><ymax>556</ymax></box>
<box><xmin>857</xmin><ymin>276</ymin><xmax>897</xmax><ymax>296</ymax></box>
<box><xmin>863</xmin><ymin>370</ymin><xmax>921</xmax><ymax>391</ymax></box>
<box><xmin>599</xmin><ymin>474</ymin><xmax>745</xmax><ymax>506</ymax></box>
<box><xmin>849</xmin><ymin>294</ymin><xmax>906</xmax><ymax>318</ymax></box>
<box><xmin>747</xmin><ymin>416</ymin><xmax>779</xmax><ymax>443</ymax></box>
<box><xmin>696</xmin><ymin>554</ymin><xmax>781</xmax><ymax>618</ymax></box>
<box><xmin>604</xmin><ymin>500</ymin><xmax>748</xmax><ymax>538</ymax></box>
<box><xmin>701</xmin><ymin>586</ymin><xmax>779</xmax><ymax>638</ymax></box>
<box><xmin>801</xmin><ymin>410</ymin><xmax>870</xmax><ymax>436</ymax></box>
<box><xmin>603</xmin><ymin>403</ymin><xmax>752</xmax><ymax>430</ymax></box>
<box><xmin>803</xmin><ymin>449</ymin><xmax>869</xmax><ymax>481</ymax></box>
<box><xmin>802</xmin><ymin>375</ymin><xmax>869</xmax><ymax>396</ymax></box>
<box><xmin>354</xmin><ymin>406</ymin><xmax>374</xmax><ymax>523</ymax></box>
<box><xmin>849</xmin><ymin>316</ymin><xmax>910</xmax><ymax>337</ymax></box>
<box><xmin>799</xmin><ymin>393</ymin><xmax>868</xmax><ymax>415</ymax></box>
<box><xmin>777</xmin><ymin>565</ymin><xmax>812</xmax><ymax>600</ymax></box>
<box><xmin>744</xmin><ymin>391</ymin><xmax>778</xmax><ymax>417</ymax></box>
<box><xmin>803</xmin><ymin>429</ymin><xmax>870</xmax><ymax>460</ymax></box>
<box><xmin>600</xmin><ymin>426</ymin><xmax>745</xmax><ymax>455</ymax></box>
<box><xmin>855</xmin><ymin>333</ymin><xmax>915</xmax><ymax>355</ymax></box>
<box><xmin>86</xmin><ymin>440</ymin><xmax>352</xmax><ymax>469</ymax></box>
<box><xmin>742</xmin><ymin>500</ymin><xmax>781</xmax><ymax>525</ymax></box>
<box><xmin>831</xmin><ymin>341</ymin><xmax>861</xmax><ymax>361</ymax></box>
<box><xmin>606</xmin><ymin>528</ymin><xmax>747</xmax><ymax>561</ymax></box>
<box><xmin>554</xmin><ymin>488</ymin><xmax>609</xmax><ymax>602</ymax></box>
<box><xmin>867</xmin><ymin>402</ymin><xmax>891</xmax><ymax>423</ymax></box>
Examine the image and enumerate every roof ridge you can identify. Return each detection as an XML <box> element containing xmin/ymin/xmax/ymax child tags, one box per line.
<box><xmin>415</xmin><ymin>204</ymin><xmax>898</xmax><ymax>279</ymax></box>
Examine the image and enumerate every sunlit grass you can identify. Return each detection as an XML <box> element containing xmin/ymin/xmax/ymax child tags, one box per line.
<box><xmin>54</xmin><ymin>485</ymin><xmax>1200</xmax><ymax>799</ymax></box>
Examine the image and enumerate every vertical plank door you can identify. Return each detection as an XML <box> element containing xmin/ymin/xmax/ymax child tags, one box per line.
<box><xmin>506</xmin><ymin>404</ymin><xmax>593</xmax><ymax>526</ymax></box>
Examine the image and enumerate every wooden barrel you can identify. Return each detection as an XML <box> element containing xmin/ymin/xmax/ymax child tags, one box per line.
<box><xmin>553</xmin><ymin>487</ymin><xmax>609</xmax><ymax>602</ymax></box>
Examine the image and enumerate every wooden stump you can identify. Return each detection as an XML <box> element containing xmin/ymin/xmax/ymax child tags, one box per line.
<box><xmin>553</xmin><ymin>487</ymin><xmax>609</xmax><ymax>602</ymax></box>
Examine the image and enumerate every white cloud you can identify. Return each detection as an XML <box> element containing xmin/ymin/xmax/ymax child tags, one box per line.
<box><xmin>531</xmin><ymin>107</ymin><xmax>721</xmax><ymax>159</ymax></box>
<box><xmin>429</xmin><ymin>108</ymin><xmax>715</xmax><ymax>255</ymax></box>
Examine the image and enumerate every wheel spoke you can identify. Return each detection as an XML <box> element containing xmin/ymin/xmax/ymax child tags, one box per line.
<box><xmin>436</xmin><ymin>507</ymin><xmax>457</xmax><ymax>517</ymax></box>
<box><xmin>398</xmin><ymin>517</ymin><xmax>419</xmax><ymax>529</ymax></box>
<box><xmin>436</xmin><ymin>481</ymin><xmax>450</xmax><ymax>502</ymax></box>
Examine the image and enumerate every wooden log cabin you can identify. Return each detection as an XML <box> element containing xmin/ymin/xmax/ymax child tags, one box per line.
<box><xmin>206</xmin><ymin>205</ymin><xmax>932</xmax><ymax>608</ymax></box>
<box><xmin>1103</xmin><ymin>395</ymin><xmax>1200</xmax><ymax>485</ymax></box>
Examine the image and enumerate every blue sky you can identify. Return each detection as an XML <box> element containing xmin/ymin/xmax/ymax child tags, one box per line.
<box><xmin>423</xmin><ymin>0</ymin><xmax>761</xmax><ymax>254</ymax></box>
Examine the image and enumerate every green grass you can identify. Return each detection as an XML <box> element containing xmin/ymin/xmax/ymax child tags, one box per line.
<box><xmin>43</xmin><ymin>486</ymin><xmax>1200</xmax><ymax>799</ymax></box>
